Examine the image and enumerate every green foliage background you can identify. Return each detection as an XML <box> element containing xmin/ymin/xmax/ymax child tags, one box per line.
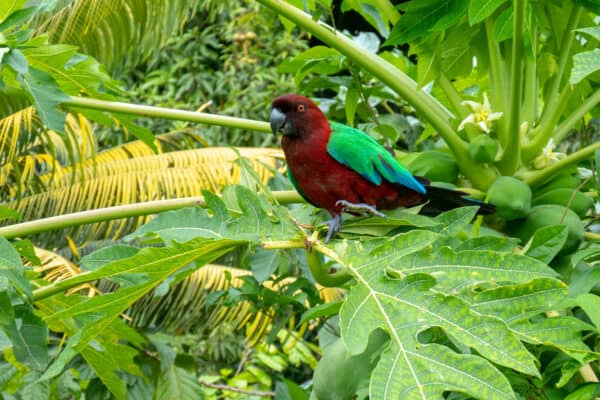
<box><xmin>0</xmin><ymin>0</ymin><xmax>599</xmax><ymax>399</ymax></box>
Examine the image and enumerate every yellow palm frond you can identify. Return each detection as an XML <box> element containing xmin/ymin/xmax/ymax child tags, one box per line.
<box><xmin>0</xmin><ymin>109</ymin><xmax>102</xmax><ymax>198</ymax></box>
<box><xmin>0</xmin><ymin>106</ymin><xmax>36</xmax><ymax>165</ymax></box>
<box><xmin>30</xmin><ymin>247</ymin><xmax>99</xmax><ymax>296</ymax></box>
<box><xmin>5</xmin><ymin>147</ymin><xmax>283</xmax><ymax>247</ymax></box>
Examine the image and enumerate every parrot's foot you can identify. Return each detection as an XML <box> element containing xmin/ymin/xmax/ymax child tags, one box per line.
<box><xmin>323</xmin><ymin>214</ymin><xmax>342</xmax><ymax>243</ymax></box>
<box><xmin>336</xmin><ymin>200</ymin><xmax>386</xmax><ymax>218</ymax></box>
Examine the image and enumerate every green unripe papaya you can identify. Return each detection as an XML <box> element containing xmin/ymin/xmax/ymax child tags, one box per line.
<box><xmin>532</xmin><ymin>188</ymin><xmax>594</xmax><ymax>217</ymax></box>
<box><xmin>533</xmin><ymin>173</ymin><xmax>581</xmax><ymax>196</ymax></box>
<box><xmin>509</xmin><ymin>204</ymin><xmax>584</xmax><ymax>255</ymax></box>
<box><xmin>404</xmin><ymin>151</ymin><xmax>459</xmax><ymax>183</ymax></box>
<box><xmin>469</xmin><ymin>135</ymin><xmax>498</xmax><ymax>163</ymax></box>
<box><xmin>312</xmin><ymin>329</ymin><xmax>389</xmax><ymax>400</ymax></box>
<box><xmin>487</xmin><ymin>176</ymin><xmax>532</xmax><ymax>220</ymax></box>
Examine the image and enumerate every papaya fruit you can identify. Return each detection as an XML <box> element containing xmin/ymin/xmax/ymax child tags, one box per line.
<box><xmin>509</xmin><ymin>204</ymin><xmax>584</xmax><ymax>255</ymax></box>
<box><xmin>404</xmin><ymin>151</ymin><xmax>459</xmax><ymax>183</ymax></box>
<box><xmin>469</xmin><ymin>134</ymin><xmax>498</xmax><ymax>163</ymax></box>
<box><xmin>532</xmin><ymin>188</ymin><xmax>594</xmax><ymax>217</ymax></box>
<box><xmin>487</xmin><ymin>176</ymin><xmax>532</xmax><ymax>220</ymax></box>
<box><xmin>312</xmin><ymin>329</ymin><xmax>389</xmax><ymax>400</ymax></box>
<box><xmin>533</xmin><ymin>172</ymin><xmax>581</xmax><ymax>196</ymax></box>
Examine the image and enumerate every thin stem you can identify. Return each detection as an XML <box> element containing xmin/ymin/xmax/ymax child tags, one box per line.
<box><xmin>497</xmin><ymin>0</ymin><xmax>526</xmax><ymax>175</ymax></box>
<box><xmin>438</xmin><ymin>74</ymin><xmax>480</xmax><ymax>140</ymax></box>
<box><xmin>544</xmin><ymin>5</ymin><xmax>582</xmax><ymax>117</ymax></box>
<box><xmin>0</xmin><ymin>191</ymin><xmax>304</xmax><ymax>239</ymax></box>
<box><xmin>63</xmin><ymin>97</ymin><xmax>271</xmax><ymax>133</ymax></box>
<box><xmin>521</xmin><ymin>141</ymin><xmax>600</xmax><ymax>187</ymax></box>
<box><xmin>522</xmin><ymin>19</ymin><xmax>537</xmax><ymax>125</ymax></box>
<box><xmin>585</xmin><ymin>232</ymin><xmax>600</xmax><ymax>241</ymax></box>
<box><xmin>305</xmin><ymin>247</ymin><xmax>352</xmax><ymax>287</ymax></box>
<box><xmin>522</xmin><ymin>85</ymin><xmax>572</xmax><ymax>160</ymax></box>
<box><xmin>33</xmin><ymin>272</ymin><xmax>95</xmax><ymax>301</ymax></box>
<box><xmin>553</xmin><ymin>89</ymin><xmax>600</xmax><ymax>143</ymax></box>
<box><xmin>485</xmin><ymin>17</ymin><xmax>508</xmax><ymax>145</ymax></box>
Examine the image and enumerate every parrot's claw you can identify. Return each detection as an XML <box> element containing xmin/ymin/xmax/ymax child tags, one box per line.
<box><xmin>335</xmin><ymin>200</ymin><xmax>386</xmax><ymax>218</ymax></box>
<box><xmin>323</xmin><ymin>214</ymin><xmax>342</xmax><ymax>243</ymax></box>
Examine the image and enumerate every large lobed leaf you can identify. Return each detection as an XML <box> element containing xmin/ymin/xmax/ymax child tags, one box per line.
<box><xmin>128</xmin><ymin>186</ymin><xmax>302</xmax><ymax>244</ymax></box>
<box><xmin>335</xmin><ymin>226</ymin><xmax>590</xmax><ymax>400</ymax></box>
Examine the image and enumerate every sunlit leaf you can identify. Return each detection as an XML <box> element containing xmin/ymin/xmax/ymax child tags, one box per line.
<box><xmin>468</xmin><ymin>0</ymin><xmax>508</xmax><ymax>25</ymax></box>
<box><xmin>17</xmin><ymin>67</ymin><xmax>68</xmax><ymax>133</ymax></box>
<box><xmin>570</xmin><ymin>49</ymin><xmax>600</xmax><ymax>85</ymax></box>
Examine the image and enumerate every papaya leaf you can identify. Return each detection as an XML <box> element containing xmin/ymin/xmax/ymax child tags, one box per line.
<box><xmin>248</xmin><ymin>248</ymin><xmax>280</xmax><ymax>283</ymax></box>
<box><xmin>128</xmin><ymin>186</ymin><xmax>301</xmax><ymax>243</ymax></box>
<box><xmin>576</xmin><ymin>293</ymin><xmax>600</xmax><ymax>331</ymax></box>
<box><xmin>36</xmin><ymin>292</ymin><xmax>145</xmax><ymax>400</ymax></box>
<box><xmin>466</xmin><ymin>278</ymin><xmax>567</xmax><ymax>323</ymax></box>
<box><xmin>332</xmin><ymin>225</ymin><xmax>588</xmax><ymax>398</ymax></box>
<box><xmin>522</xmin><ymin>225</ymin><xmax>567</xmax><ymax>264</ymax></box>
<box><xmin>0</xmin><ymin>292</ymin><xmax>48</xmax><ymax>370</ymax></box>
<box><xmin>0</xmin><ymin>1</ymin><xmax>28</xmax><ymax>24</ymax></box>
<box><xmin>456</xmin><ymin>236</ymin><xmax>519</xmax><ymax>252</ymax></box>
<box><xmin>340</xmin><ymin>213</ymin><xmax>439</xmax><ymax>237</ymax></box>
<box><xmin>434</xmin><ymin>206</ymin><xmax>478</xmax><ymax>235</ymax></box>
<box><xmin>570</xmin><ymin>49</ymin><xmax>600</xmax><ymax>85</ymax></box>
<box><xmin>468</xmin><ymin>0</ymin><xmax>508</xmax><ymax>25</ymax></box>
<box><xmin>493</xmin><ymin>6</ymin><xmax>513</xmax><ymax>41</ymax></box>
<box><xmin>79</xmin><ymin>338</ymin><xmax>141</xmax><ymax>400</ymax></box>
<box><xmin>0</xmin><ymin>236</ymin><xmax>31</xmax><ymax>299</ymax></box>
<box><xmin>44</xmin><ymin>238</ymin><xmax>243</xmax><ymax>352</ymax></box>
<box><xmin>5</xmin><ymin>48</ymin><xmax>28</xmax><ymax>74</ymax></box>
<box><xmin>12</xmin><ymin>239</ymin><xmax>40</xmax><ymax>266</ymax></box>
<box><xmin>386</xmin><ymin>0</ymin><xmax>466</xmax><ymax>45</ymax></box>
<box><xmin>340</xmin><ymin>273</ymin><xmax>525</xmax><ymax>399</ymax></box>
<box><xmin>300</xmin><ymin>300</ymin><xmax>343</xmax><ymax>324</ymax></box>
<box><xmin>23</xmin><ymin>44</ymin><xmax>121</xmax><ymax>97</ymax></box>
<box><xmin>576</xmin><ymin>26</ymin><xmax>600</xmax><ymax>41</ymax></box>
<box><xmin>511</xmin><ymin>316</ymin><xmax>594</xmax><ymax>361</ymax></box>
<box><xmin>156</xmin><ymin>365</ymin><xmax>205</xmax><ymax>400</ymax></box>
<box><xmin>366</xmin><ymin>245</ymin><xmax>557</xmax><ymax>294</ymax></box>
<box><xmin>17</xmin><ymin>67</ymin><xmax>68</xmax><ymax>133</ymax></box>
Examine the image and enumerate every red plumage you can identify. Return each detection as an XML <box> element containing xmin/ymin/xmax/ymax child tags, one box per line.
<box><xmin>270</xmin><ymin>94</ymin><xmax>493</xmax><ymax>241</ymax></box>
<box><xmin>274</xmin><ymin>95</ymin><xmax>423</xmax><ymax>216</ymax></box>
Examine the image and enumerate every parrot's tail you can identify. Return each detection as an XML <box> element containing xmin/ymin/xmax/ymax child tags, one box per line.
<box><xmin>419</xmin><ymin>183</ymin><xmax>495</xmax><ymax>216</ymax></box>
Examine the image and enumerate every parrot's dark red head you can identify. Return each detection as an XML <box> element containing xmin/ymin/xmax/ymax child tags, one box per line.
<box><xmin>270</xmin><ymin>94</ymin><xmax>329</xmax><ymax>138</ymax></box>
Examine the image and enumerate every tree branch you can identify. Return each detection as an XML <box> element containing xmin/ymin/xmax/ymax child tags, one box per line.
<box><xmin>0</xmin><ymin>191</ymin><xmax>303</xmax><ymax>239</ymax></box>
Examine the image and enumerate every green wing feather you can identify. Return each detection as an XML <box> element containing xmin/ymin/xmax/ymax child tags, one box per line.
<box><xmin>287</xmin><ymin>169</ymin><xmax>315</xmax><ymax>205</ymax></box>
<box><xmin>326</xmin><ymin>122</ymin><xmax>426</xmax><ymax>194</ymax></box>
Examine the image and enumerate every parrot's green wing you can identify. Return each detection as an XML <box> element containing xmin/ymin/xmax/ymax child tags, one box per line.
<box><xmin>326</xmin><ymin>122</ymin><xmax>426</xmax><ymax>194</ymax></box>
<box><xmin>287</xmin><ymin>169</ymin><xmax>315</xmax><ymax>205</ymax></box>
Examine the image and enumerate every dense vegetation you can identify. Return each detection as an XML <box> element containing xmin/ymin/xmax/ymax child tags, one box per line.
<box><xmin>0</xmin><ymin>0</ymin><xmax>599</xmax><ymax>399</ymax></box>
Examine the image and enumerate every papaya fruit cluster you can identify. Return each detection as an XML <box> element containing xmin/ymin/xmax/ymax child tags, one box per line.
<box><xmin>487</xmin><ymin>173</ymin><xmax>593</xmax><ymax>256</ymax></box>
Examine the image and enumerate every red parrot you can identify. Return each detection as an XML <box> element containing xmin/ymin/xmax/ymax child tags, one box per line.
<box><xmin>270</xmin><ymin>94</ymin><xmax>494</xmax><ymax>242</ymax></box>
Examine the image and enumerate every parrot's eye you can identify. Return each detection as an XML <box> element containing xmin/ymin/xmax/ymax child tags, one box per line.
<box><xmin>297</xmin><ymin>104</ymin><xmax>305</xmax><ymax>112</ymax></box>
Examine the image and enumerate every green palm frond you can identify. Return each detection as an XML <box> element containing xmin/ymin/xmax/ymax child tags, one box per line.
<box><xmin>4</xmin><ymin>147</ymin><xmax>283</xmax><ymax>247</ymax></box>
<box><xmin>35</xmin><ymin>0</ymin><xmax>201</xmax><ymax>75</ymax></box>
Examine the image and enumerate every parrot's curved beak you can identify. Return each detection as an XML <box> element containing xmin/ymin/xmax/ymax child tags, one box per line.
<box><xmin>270</xmin><ymin>107</ymin><xmax>286</xmax><ymax>135</ymax></box>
